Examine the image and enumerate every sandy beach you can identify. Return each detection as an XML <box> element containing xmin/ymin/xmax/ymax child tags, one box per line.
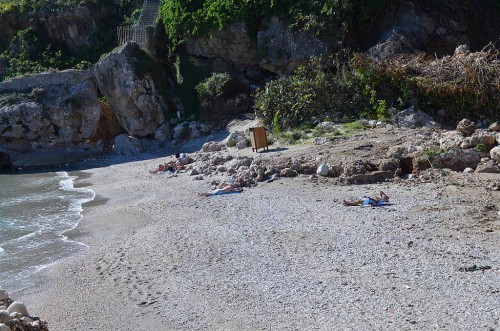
<box><xmin>16</xmin><ymin>132</ymin><xmax>500</xmax><ymax>330</ymax></box>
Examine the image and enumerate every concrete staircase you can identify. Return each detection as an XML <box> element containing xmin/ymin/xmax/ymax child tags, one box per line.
<box><xmin>136</xmin><ymin>0</ymin><xmax>160</xmax><ymax>27</ymax></box>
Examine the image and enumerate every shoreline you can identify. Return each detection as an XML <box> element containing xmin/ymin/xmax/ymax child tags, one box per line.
<box><xmin>15</xmin><ymin>140</ymin><xmax>500</xmax><ymax>330</ymax></box>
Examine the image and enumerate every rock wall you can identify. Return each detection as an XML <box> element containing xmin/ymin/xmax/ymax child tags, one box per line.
<box><xmin>0</xmin><ymin>4</ymin><xmax>116</xmax><ymax>53</ymax></box>
<box><xmin>185</xmin><ymin>18</ymin><xmax>331</xmax><ymax>77</ymax></box>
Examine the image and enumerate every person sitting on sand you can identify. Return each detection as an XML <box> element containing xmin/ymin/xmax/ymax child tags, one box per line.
<box><xmin>198</xmin><ymin>181</ymin><xmax>243</xmax><ymax>197</ymax></box>
<box><xmin>342</xmin><ymin>191</ymin><xmax>389</xmax><ymax>207</ymax></box>
<box><xmin>175</xmin><ymin>152</ymin><xmax>188</xmax><ymax>166</ymax></box>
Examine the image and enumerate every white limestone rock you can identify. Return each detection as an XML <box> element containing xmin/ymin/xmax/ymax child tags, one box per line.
<box><xmin>316</xmin><ymin>164</ymin><xmax>329</xmax><ymax>177</ymax></box>
<box><xmin>6</xmin><ymin>302</ymin><xmax>28</xmax><ymax>316</ymax></box>
<box><xmin>490</xmin><ymin>146</ymin><xmax>500</xmax><ymax>163</ymax></box>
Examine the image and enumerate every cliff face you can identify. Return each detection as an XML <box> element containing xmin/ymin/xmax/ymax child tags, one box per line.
<box><xmin>0</xmin><ymin>3</ymin><xmax>117</xmax><ymax>54</ymax></box>
<box><xmin>359</xmin><ymin>0</ymin><xmax>500</xmax><ymax>57</ymax></box>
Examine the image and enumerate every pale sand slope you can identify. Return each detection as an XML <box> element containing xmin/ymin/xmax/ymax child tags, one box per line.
<box><xmin>18</xmin><ymin>150</ymin><xmax>500</xmax><ymax>330</ymax></box>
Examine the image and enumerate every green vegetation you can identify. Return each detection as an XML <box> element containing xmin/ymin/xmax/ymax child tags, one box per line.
<box><xmin>0</xmin><ymin>0</ymin><xmax>100</xmax><ymax>14</ymax></box>
<box><xmin>0</xmin><ymin>28</ymin><xmax>94</xmax><ymax>81</ymax></box>
<box><xmin>195</xmin><ymin>72</ymin><xmax>230</xmax><ymax>100</ymax></box>
<box><xmin>351</xmin><ymin>51</ymin><xmax>500</xmax><ymax>120</ymax></box>
<box><xmin>158</xmin><ymin>0</ymin><xmax>389</xmax><ymax>53</ymax></box>
<box><xmin>254</xmin><ymin>55</ymin><xmax>384</xmax><ymax>132</ymax></box>
<box><xmin>425</xmin><ymin>148</ymin><xmax>446</xmax><ymax>157</ymax></box>
<box><xmin>476</xmin><ymin>143</ymin><xmax>487</xmax><ymax>152</ymax></box>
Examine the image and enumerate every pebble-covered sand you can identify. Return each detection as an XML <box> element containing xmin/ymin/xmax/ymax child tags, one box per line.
<box><xmin>17</xmin><ymin>141</ymin><xmax>500</xmax><ymax>330</ymax></box>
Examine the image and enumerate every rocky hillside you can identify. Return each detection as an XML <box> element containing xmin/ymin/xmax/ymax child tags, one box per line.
<box><xmin>0</xmin><ymin>0</ymin><xmax>499</xmax><ymax>168</ymax></box>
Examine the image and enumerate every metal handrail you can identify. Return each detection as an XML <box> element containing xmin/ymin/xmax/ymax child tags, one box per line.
<box><xmin>117</xmin><ymin>0</ymin><xmax>159</xmax><ymax>48</ymax></box>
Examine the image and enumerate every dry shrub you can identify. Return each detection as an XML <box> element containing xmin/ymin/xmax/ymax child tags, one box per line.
<box><xmin>352</xmin><ymin>44</ymin><xmax>500</xmax><ymax>120</ymax></box>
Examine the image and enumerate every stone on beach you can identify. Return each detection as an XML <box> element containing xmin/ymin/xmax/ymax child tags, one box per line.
<box><xmin>457</xmin><ymin>118</ymin><xmax>476</xmax><ymax>136</ymax></box>
<box><xmin>0</xmin><ymin>323</ymin><xmax>10</xmax><ymax>331</ymax></box>
<box><xmin>316</xmin><ymin>164</ymin><xmax>329</xmax><ymax>176</ymax></box>
<box><xmin>490</xmin><ymin>146</ymin><xmax>500</xmax><ymax>163</ymax></box>
<box><xmin>6</xmin><ymin>302</ymin><xmax>28</xmax><ymax>316</ymax></box>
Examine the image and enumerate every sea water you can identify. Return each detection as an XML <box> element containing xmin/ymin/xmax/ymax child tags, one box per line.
<box><xmin>0</xmin><ymin>171</ymin><xmax>95</xmax><ymax>294</ymax></box>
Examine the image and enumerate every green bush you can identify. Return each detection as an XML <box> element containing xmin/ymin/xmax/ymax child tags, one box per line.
<box><xmin>254</xmin><ymin>55</ymin><xmax>373</xmax><ymax>132</ymax></box>
<box><xmin>195</xmin><ymin>72</ymin><xmax>230</xmax><ymax>101</ymax></box>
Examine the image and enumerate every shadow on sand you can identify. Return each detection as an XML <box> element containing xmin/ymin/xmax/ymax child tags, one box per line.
<box><xmin>2</xmin><ymin>129</ymin><xmax>289</xmax><ymax>175</ymax></box>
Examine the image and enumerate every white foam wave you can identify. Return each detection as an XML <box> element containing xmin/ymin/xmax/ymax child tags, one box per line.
<box><xmin>0</xmin><ymin>246</ymin><xmax>4</xmax><ymax>255</ymax></box>
<box><xmin>16</xmin><ymin>230</ymin><xmax>42</xmax><ymax>242</ymax></box>
<box><xmin>54</xmin><ymin>171</ymin><xmax>95</xmax><ymax>244</ymax></box>
<box><xmin>57</xmin><ymin>171</ymin><xmax>96</xmax><ymax>202</ymax></box>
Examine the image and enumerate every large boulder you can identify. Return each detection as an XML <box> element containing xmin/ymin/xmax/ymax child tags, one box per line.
<box><xmin>367</xmin><ymin>2</ymin><xmax>436</xmax><ymax>59</ymax></box>
<box><xmin>439</xmin><ymin>130</ymin><xmax>465</xmax><ymax>150</ymax></box>
<box><xmin>489</xmin><ymin>122</ymin><xmax>500</xmax><ymax>132</ymax></box>
<box><xmin>433</xmin><ymin>148</ymin><xmax>483</xmax><ymax>171</ymax></box>
<box><xmin>366</xmin><ymin>2</ymin><xmax>472</xmax><ymax>58</ymax></box>
<box><xmin>394</xmin><ymin>105</ymin><xmax>438</xmax><ymax>128</ymax></box>
<box><xmin>475</xmin><ymin>159</ymin><xmax>500</xmax><ymax>173</ymax></box>
<box><xmin>112</xmin><ymin>134</ymin><xmax>142</xmax><ymax>156</ymax></box>
<box><xmin>461</xmin><ymin>130</ymin><xmax>497</xmax><ymax>149</ymax></box>
<box><xmin>94</xmin><ymin>43</ymin><xmax>166</xmax><ymax>137</ymax></box>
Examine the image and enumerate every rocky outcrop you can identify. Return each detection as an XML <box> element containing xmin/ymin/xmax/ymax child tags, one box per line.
<box><xmin>367</xmin><ymin>2</ymin><xmax>436</xmax><ymax>59</ymax></box>
<box><xmin>94</xmin><ymin>43</ymin><xmax>166</xmax><ymax>137</ymax></box>
<box><xmin>394</xmin><ymin>105</ymin><xmax>438</xmax><ymax>128</ymax></box>
<box><xmin>432</xmin><ymin>148</ymin><xmax>484</xmax><ymax>171</ymax></box>
<box><xmin>0</xmin><ymin>69</ymin><xmax>103</xmax><ymax>166</ymax></box>
<box><xmin>185</xmin><ymin>18</ymin><xmax>330</xmax><ymax>76</ymax></box>
<box><xmin>0</xmin><ymin>42</ymin><xmax>183</xmax><ymax>167</ymax></box>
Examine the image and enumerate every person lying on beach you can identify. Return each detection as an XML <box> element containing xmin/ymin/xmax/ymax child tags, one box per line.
<box><xmin>198</xmin><ymin>181</ymin><xmax>243</xmax><ymax>197</ymax></box>
<box><xmin>342</xmin><ymin>191</ymin><xmax>389</xmax><ymax>207</ymax></box>
<box><xmin>150</xmin><ymin>161</ymin><xmax>184</xmax><ymax>174</ymax></box>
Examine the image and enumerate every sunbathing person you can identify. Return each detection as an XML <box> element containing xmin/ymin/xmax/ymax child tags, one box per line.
<box><xmin>198</xmin><ymin>181</ymin><xmax>243</xmax><ymax>197</ymax></box>
<box><xmin>150</xmin><ymin>161</ymin><xmax>179</xmax><ymax>174</ymax></box>
<box><xmin>342</xmin><ymin>191</ymin><xmax>389</xmax><ymax>206</ymax></box>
